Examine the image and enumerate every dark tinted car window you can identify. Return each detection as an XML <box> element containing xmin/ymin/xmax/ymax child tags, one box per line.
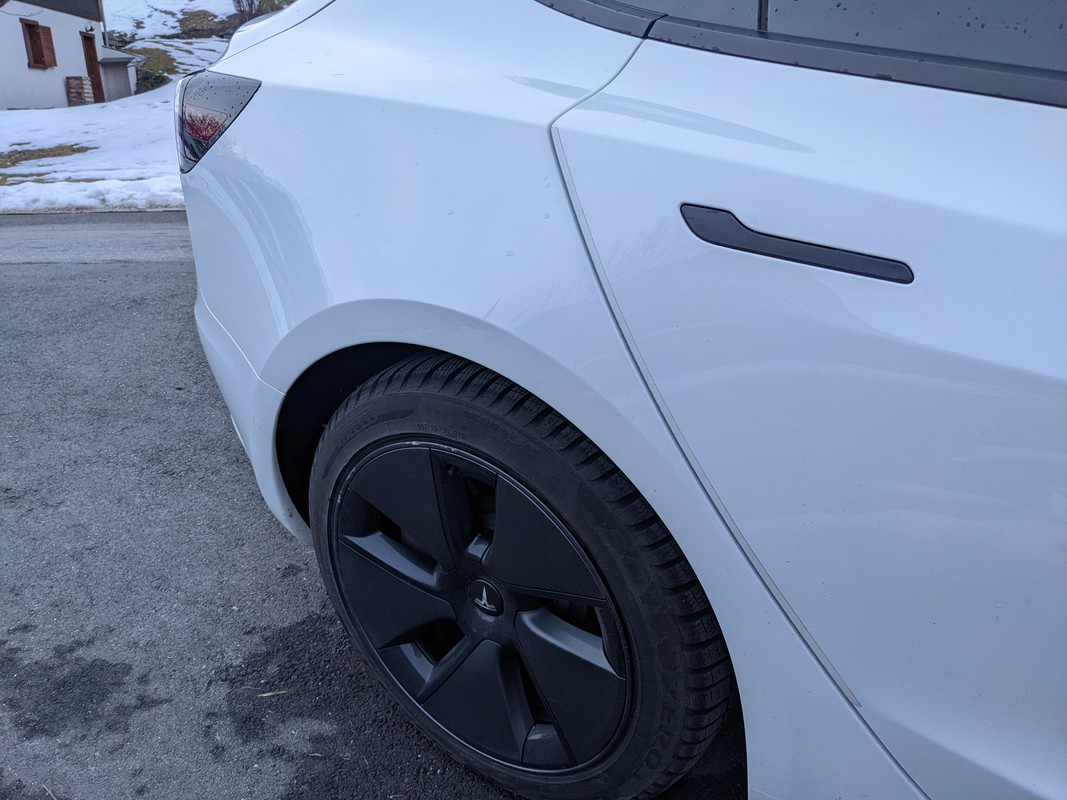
<box><xmin>768</xmin><ymin>0</ymin><xmax>1067</xmax><ymax>72</ymax></box>
<box><xmin>541</xmin><ymin>0</ymin><xmax>1067</xmax><ymax>105</ymax></box>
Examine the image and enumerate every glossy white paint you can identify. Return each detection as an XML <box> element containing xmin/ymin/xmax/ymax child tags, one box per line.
<box><xmin>222</xmin><ymin>0</ymin><xmax>337</xmax><ymax>58</ymax></box>
<box><xmin>553</xmin><ymin>40</ymin><xmax>1067</xmax><ymax>800</ymax></box>
<box><xmin>193</xmin><ymin>288</ymin><xmax>292</xmax><ymax>532</ymax></box>
<box><xmin>180</xmin><ymin>1</ymin><xmax>1064</xmax><ymax>798</ymax></box>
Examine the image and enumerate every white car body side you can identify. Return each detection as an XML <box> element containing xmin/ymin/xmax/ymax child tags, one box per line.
<box><xmin>180</xmin><ymin>0</ymin><xmax>1066</xmax><ymax>797</ymax></box>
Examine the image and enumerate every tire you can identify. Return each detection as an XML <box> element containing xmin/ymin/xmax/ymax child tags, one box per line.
<box><xmin>309</xmin><ymin>354</ymin><xmax>733</xmax><ymax>800</ymax></box>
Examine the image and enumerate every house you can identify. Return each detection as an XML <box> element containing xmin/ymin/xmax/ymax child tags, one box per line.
<box><xmin>0</xmin><ymin>0</ymin><xmax>136</xmax><ymax>109</ymax></box>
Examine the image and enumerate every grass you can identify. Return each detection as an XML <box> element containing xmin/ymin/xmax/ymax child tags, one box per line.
<box><xmin>0</xmin><ymin>145</ymin><xmax>95</xmax><ymax>170</ymax></box>
<box><xmin>177</xmin><ymin>9</ymin><xmax>240</xmax><ymax>38</ymax></box>
<box><xmin>0</xmin><ymin>172</ymin><xmax>47</xmax><ymax>187</ymax></box>
<box><xmin>126</xmin><ymin>45</ymin><xmax>178</xmax><ymax>76</ymax></box>
<box><xmin>0</xmin><ymin>174</ymin><xmax>107</xmax><ymax>186</ymax></box>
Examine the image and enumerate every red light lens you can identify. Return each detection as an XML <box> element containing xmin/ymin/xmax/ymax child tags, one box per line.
<box><xmin>184</xmin><ymin>105</ymin><xmax>228</xmax><ymax>142</ymax></box>
<box><xmin>176</xmin><ymin>71</ymin><xmax>260</xmax><ymax>172</ymax></box>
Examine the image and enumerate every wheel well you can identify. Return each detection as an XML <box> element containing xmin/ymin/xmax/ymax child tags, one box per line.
<box><xmin>276</xmin><ymin>342</ymin><xmax>432</xmax><ymax>523</ymax></box>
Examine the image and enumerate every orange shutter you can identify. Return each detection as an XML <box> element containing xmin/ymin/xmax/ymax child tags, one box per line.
<box><xmin>40</xmin><ymin>25</ymin><xmax>57</xmax><ymax>68</ymax></box>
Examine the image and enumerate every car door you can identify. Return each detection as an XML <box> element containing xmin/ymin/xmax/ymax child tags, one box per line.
<box><xmin>552</xmin><ymin>3</ymin><xmax>1067</xmax><ymax>798</ymax></box>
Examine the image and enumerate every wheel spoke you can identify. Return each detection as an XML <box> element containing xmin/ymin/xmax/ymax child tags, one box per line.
<box><xmin>422</xmin><ymin>640</ymin><xmax>533</xmax><ymax>763</ymax></box>
<box><xmin>515</xmin><ymin>607</ymin><xmax>626</xmax><ymax>763</ymax></box>
<box><xmin>428</xmin><ymin>450</ymin><xmax>495</xmax><ymax>560</ymax></box>
<box><xmin>336</xmin><ymin>533</ymin><xmax>454</xmax><ymax>649</ymax></box>
<box><xmin>349</xmin><ymin>447</ymin><xmax>455</xmax><ymax>570</ymax></box>
<box><xmin>412</xmin><ymin>632</ymin><xmax>479</xmax><ymax>703</ymax></box>
<box><xmin>483</xmin><ymin>478</ymin><xmax>604</xmax><ymax>599</ymax></box>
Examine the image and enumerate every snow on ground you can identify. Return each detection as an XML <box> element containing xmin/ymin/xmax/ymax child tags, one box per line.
<box><xmin>0</xmin><ymin>87</ymin><xmax>184</xmax><ymax>213</ymax></box>
<box><xmin>106</xmin><ymin>0</ymin><xmax>237</xmax><ymax>37</ymax></box>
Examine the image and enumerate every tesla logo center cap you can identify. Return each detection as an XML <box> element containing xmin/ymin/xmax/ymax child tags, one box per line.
<box><xmin>469</xmin><ymin>580</ymin><xmax>503</xmax><ymax>616</ymax></box>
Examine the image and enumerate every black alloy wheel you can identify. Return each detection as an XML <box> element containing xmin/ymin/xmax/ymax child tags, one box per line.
<box><xmin>310</xmin><ymin>354</ymin><xmax>734</xmax><ymax>800</ymax></box>
<box><xmin>329</xmin><ymin>442</ymin><xmax>628</xmax><ymax>768</ymax></box>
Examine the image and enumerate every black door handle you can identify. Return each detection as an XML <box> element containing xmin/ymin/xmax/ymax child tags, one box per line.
<box><xmin>681</xmin><ymin>204</ymin><xmax>914</xmax><ymax>284</ymax></box>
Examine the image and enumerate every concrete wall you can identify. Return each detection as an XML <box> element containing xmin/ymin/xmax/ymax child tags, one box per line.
<box><xmin>0</xmin><ymin>1</ymin><xmax>105</xmax><ymax>109</ymax></box>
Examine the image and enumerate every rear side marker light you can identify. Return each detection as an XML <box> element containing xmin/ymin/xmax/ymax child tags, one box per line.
<box><xmin>175</xmin><ymin>71</ymin><xmax>261</xmax><ymax>173</ymax></box>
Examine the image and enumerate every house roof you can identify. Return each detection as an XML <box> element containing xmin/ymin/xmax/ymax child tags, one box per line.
<box><xmin>6</xmin><ymin>0</ymin><xmax>104</xmax><ymax>22</ymax></box>
<box><xmin>99</xmin><ymin>46</ymin><xmax>135</xmax><ymax>64</ymax></box>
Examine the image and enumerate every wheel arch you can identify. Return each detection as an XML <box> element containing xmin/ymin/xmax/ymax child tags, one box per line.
<box><xmin>263</xmin><ymin>296</ymin><xmax>667</xmax><ymax>534</ymax></box>
<box><xmin>276</xmin><ymin>341</ymin><xmax>432</xmax><ymax>524</ymax></box>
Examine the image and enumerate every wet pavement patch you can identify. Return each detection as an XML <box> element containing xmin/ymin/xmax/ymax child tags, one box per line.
<box><xmin>0</xmin><ymin>637</ymin><xmax>171</xmax><ymax>741</ymax></box>
<box><xmin>205</xmin><ymin>612</ymin><xmax>505</xmax><ymax>800</ymax></box>
<box><xmin>196</xmin><ymin>610</ymin><xmax>746</xmax><ymax>799</ymax></box>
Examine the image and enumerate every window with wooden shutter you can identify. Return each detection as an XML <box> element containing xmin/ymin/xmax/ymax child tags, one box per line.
<box><xmin>21</xmin><ymin>19</ymin><xmax>57</xmax><ymax>69</ymax></box>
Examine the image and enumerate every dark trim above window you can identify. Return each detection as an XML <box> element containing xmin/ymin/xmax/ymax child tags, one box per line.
<box><xmin>649</xmin><ymin>18</ymin><xmax>1067</xmax><ymax>109</ymax></box>
<box><xmin>534</xmin><ymin>0</ymin><xmax>662</xmax><ymax>37</ymax></box>
<box><xmin>534</xmin><ymin>0</ymin><xmax>1067</xmax><ymax>109</ymax></box>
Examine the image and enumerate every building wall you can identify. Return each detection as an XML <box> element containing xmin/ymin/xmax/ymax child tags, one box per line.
<box><xmin>0</xmin><ymin>1</ymin><xmax>105</xmax><ymax>109</ymax></box>
<box><xmin>100</xmin><ymin>62</ymin><xmax>133</xmax><ymax>101</ymax></box>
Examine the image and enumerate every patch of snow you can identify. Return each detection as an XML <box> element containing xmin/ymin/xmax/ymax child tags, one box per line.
<box><xmin>0</xmin><ymin>176</ymin><xmax>183</xmax><ymax>213</ymax></box>
<box><xmin>0</xmin><ymin>87</ymin><xmax>184</xmax><ymax>213</ymax></box>
<box><xmin>105</xmin><ymin>0</ymin><xmax>237</xmax><ymax>37</ymax></box>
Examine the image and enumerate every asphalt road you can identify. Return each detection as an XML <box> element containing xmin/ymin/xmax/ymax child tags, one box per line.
<box><xmin>0</xmin><ymin>212</ymin><xmax>745</xmax><ymax>800</ymax></box>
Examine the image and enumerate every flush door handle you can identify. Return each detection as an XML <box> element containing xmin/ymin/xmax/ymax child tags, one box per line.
<box><xmin>681</xmin><ymin>204</ymin><xmax>914</xmax><ymax>284</ymax></box>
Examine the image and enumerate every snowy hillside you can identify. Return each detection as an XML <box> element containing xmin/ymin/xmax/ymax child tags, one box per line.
<box><xmin>105</xmin><ymin>0</ymin><xmax>238</xmax><ymax>38</ymax></box>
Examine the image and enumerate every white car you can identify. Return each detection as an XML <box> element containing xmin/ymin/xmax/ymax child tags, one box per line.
<box><xmin>177</xmin><ymin>2</ymin><xmax>1067</xmax><ymax>798</ymax></box>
